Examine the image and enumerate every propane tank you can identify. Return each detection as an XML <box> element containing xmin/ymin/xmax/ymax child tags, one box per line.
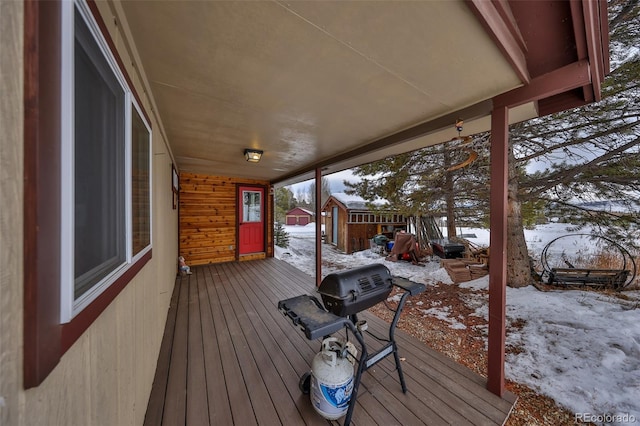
<box><xmin>310</xmin><ymin>337</ymin><xmax>355</xmax><ymax>420</ymax></box>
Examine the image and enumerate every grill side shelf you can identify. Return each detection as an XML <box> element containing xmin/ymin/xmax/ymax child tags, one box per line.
<box><xmin>392</xmin><ymin>276</ymin><xmax>426</xmax><ymax>295</ymax></box>
<box><xmin>278</xmin><ymin>295</ymin><xmax>350</xmax><ymax>340</ymax></box>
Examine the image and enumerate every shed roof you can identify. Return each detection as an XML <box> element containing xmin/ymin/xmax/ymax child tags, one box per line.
<box><xmin>326</xmin><ymin>192</ymin><xmax>390</xmax><ymax>211</ymax></box>
<box><xmin>286</xmin><ymin>207</ymin><xmax>314</xmax><ymax>216</ymax></box>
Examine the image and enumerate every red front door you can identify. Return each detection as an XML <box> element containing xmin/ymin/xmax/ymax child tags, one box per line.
<box><xmin>238</xmin><ymin>186</ymin><xmax>265</xmax><ymax>255</ymax></box>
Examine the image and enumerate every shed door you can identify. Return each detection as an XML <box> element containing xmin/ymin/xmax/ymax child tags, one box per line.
<box><xmin>332</xmin><ymin>206</ymin><xmax>338</xmax><ymax>245</ymax></box>
<box><xmin>239</xmin><ymin>186</ymin><xmax>264</xmax><ymax>254</ymax></box>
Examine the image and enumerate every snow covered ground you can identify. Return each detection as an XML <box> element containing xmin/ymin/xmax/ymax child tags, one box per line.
<box><xmin>275</xmin><ymin>223</ymin><xmax>640</xmax><ymax>424</ymax></box>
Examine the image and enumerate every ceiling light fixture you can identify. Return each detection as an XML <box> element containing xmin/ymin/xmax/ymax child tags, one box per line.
<box><xmin>244</xmin><ymin>148</ymin><xmax>263</xmax><ymax>163</ymax></box>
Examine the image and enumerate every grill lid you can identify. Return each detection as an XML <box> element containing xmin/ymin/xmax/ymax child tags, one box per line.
<box><xmin>318</xmin><ymin>264</ymin><xmax>392</xmax><ymax>300</ymax></box>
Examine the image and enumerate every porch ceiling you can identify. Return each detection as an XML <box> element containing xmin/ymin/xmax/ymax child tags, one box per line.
<box><xmin>118</xmin><ymin>0</ymin><xmax>607</xmax><ymax>185</ymax></box>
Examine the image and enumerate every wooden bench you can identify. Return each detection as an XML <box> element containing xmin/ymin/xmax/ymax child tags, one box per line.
<box><xmin>548</xmin><ymin>268</ymin><xmax>629</xmax><ymax>289</ymax></box>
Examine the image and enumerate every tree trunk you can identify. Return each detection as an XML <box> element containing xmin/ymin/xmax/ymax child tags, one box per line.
<box><xmin>506</xmin><ymin>143</ymin><xmax>531</xmax><ymax>288</ymax></box>
<box><xmin>446</xmin><ymin>188</ymin><xmax>457</xmax><ymax>238</ymax></box>
<box><xmin>444</xmin><ymin>146</ymin><xmax>457</xmax><ymax>238</ymax></box>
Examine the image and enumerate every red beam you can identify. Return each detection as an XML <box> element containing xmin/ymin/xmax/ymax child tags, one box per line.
<box><xmin>466</xmin><ymin>0</ymin><xmax>529</xmax><ymax>84</ymax></box>
<box><xmin>493</xmin><ymin>60</ymin><xmax>591</xmax><ymax>109</ymax></box>
<box><xmin>487</xmin><ymin>105</ymin><xmax>509</xmax><ymax>396</ymax></box>
<box><xmin>581</xmin><ymin>0</ymin><xmax>609</xmax><ymax>102</ymax></box>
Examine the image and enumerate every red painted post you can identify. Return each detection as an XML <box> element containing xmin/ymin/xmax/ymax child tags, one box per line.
<box><xmin>487</xmin><ymin>105</ymin><xmax>508</xmax><ymax>396</ymax></box>
<box><xmin>315</xmin><ymin>168</ymin><xmax>322</xmax><ymax>287</ymax></box>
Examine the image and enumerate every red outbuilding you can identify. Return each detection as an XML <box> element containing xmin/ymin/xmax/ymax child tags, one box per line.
<box><xmin>285</xmin><ymin>207</ymin><xmax>314</xmax><ymax>226</ymax></box>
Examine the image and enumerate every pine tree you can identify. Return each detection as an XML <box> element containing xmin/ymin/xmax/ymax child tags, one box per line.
<box><xmin>346</xmin><ymin>134</ymin><xmax>492</xmax><ymax>231</ymax></box>
<box><xmin>274</xmin><ymin>187</ymin><xmax>297</xmax><ymax>223</ymax></box>
<box><xmin>274</xmin><ymin>222</ymin><xmax>290</xmax><ymax>248</ymax></box>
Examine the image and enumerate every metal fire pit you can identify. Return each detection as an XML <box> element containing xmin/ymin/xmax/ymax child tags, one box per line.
<box><xmin>278</xmin><ymin>265</ymin><xmax>425</xmax><ymax>426</ymax></box>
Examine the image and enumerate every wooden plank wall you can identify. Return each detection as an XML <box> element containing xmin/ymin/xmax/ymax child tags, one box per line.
<box><xmin>322</xmin><ymin>199</ymin><xmax>341</xmax><ymax>248</ymax></box>
<box><xmin>347</xmin><ymin>223</ymin><xmax>378</xmax><ymax>254</ymax></box>
<box><xmin>179</xmin><ymin>172</ymin><xmax>272</xmax><ymax>266</ymax></box>
<box><xmin>337</xmin><ymin>204</ymin><xmax>348</xmax><ymax>253</ymax></box>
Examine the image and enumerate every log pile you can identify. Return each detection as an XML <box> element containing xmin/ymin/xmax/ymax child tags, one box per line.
<box><xmin>440</xmin><ymin>259</ymin><xmax>489</xmax><ymax>283</ymax></box>
<box><xmin>453</xmin><ymin>237</ymin><xmax>490</xmax><ymax>266</ymax></box>
<box><xmin>468</xmin><ymin>263</ymin><xmax>489</xmax><ymax>280</ymax></box>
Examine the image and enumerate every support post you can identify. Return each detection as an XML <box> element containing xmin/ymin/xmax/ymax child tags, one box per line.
<box><xmin>315</xmin><ymin>168</ymin><xmax>322</xmax><ymax>287</ymax></box>
<box><xmin>487</xmin><ymin>105</ymin><xmax>508</xmax><ymax>396</ymax></box>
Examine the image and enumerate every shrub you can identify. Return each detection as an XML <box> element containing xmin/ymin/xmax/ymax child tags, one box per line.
<box><xmin>274</xmin><ymin>222</ymin><xmax>290</xmax><ymax>248</ymax></box>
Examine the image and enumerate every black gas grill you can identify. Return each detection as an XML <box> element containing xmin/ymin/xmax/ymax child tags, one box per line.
<box><xmin>278</xmin><ymin>264</ymin><xmax>425</xmax><ymax>426</ymax></box>
<box><xmin>318</xmin><ymin>264</ymin><xmax>393</xmax><ymax>317</ymax></box>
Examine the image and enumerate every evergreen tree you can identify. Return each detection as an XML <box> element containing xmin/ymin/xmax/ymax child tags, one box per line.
<box><xmin>345</xmin><ymin>134</ymin><xmax>491</xmax><ymax>232</ymax></box>
<box><xmin>274</xmin><ymin>222</ymin><xmax>290</xmax><ymax>248</ymax></box>
<box><xmin>274</xmin><ymin>187</ymin><xmax>297</xmax><ymax>224</ymax></box>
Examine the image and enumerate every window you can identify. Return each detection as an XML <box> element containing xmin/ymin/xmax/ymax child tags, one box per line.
<box><xmin>73</xmin><ymin>7</ymin><xmax>127</xmax><ymax>300</ymax></box>
<box><xmin>243</xmin><ymin>190</ymin><xmax>262</xmax><ymax>222</ymax></box>
<box><xmin>60</xmin><ymin>0</ymin><xmax>152</xmax><ymax>322</ymax></box>
<box><xmin>131</xmin><ymin>108</ymin><xmax>151</xmax><ymax>256</ymax></box>
<box><xmin>24</xmin><ymin>0</ymin><xmax>154</xmax><ymax>388</ymax></box>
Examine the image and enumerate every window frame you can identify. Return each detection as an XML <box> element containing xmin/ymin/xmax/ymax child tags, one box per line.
<box><xmin>59</xmin><ymin>0</ymin><xmax>153</xmax><ymax>323</ymax></box>
<box><xmin>24</xmin><ymin>0</ymin><xmax>153</xmax><ymax>388</ymax></box>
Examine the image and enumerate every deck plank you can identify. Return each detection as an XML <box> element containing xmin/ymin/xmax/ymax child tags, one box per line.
<box><xmin>220</xmin><ymin>262</ymin><xmax>307</xmax><ymax>425</ymax></box>
<box><xmin>347</xmin><ymin>320</ymin><xmax>485</xmax><ymax>425</ymax></box>
<box><xmin>230</xmin><ymin>263</ymin><xmax>332</xmax><ymax>425</ymax></box>
<box><xmin>145</xmin><ymin>258</ymin><xmax>515</xmax><ymax>425</ymax></box>
<box><xmin>355</xmin><ymin>392</ymin><xmax>406</xmax><ymax>425</ymax></box>
<box><xmin>364</xmin><ymin>316</ymin><xmax>514</xmax><ymax>424</ymax></box>
<box><xmin>207</xmin><ymin>264</ymin><xmax>258</xmax><ymax>426</ymax></box>
<box><xmin>215</xmin><ymin>263</ymin><xmax>282</xmax><ymax>426</ymax></box>
<box><xmin>198</xmin><ymin>267</ymin><xmax>234</xmax><ymax>425</ymax></box>
<box><xmin>162</xmin><ymin>277</ymin><xmax>189</xmax><ymax>425</ymax></box>
<box><xmin>186</xmin><ymin>272</ymin><xmax>209</xmax><ymax>426</ymax></box>
<box><xmin>144</xmin><ymin>277</ymin><xmax>181</xmax><ymax>426</ymax></box>
<box><xmin>360</xmin><ymin>310</ymin><xmax>509</xmax><ymax>425</ymax></box>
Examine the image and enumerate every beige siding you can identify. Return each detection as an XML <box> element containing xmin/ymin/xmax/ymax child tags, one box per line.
<box><xmin>1</xmin><ymin>2</ymin><xmax>179</xmax><ymax>425</ymax></box>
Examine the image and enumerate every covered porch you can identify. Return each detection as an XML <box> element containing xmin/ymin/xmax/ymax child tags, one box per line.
<box><xmin>145</xmin><ymin>258</ymin><xmax>515</xmax><ymax>425</ymax></box>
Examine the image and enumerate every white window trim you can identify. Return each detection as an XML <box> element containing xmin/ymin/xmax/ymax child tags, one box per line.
<box><xmin>60</xmin><ymin>0</ymin><xmax>75</xmax><ymax>324</ymax></box>
<box><xmin>60</xmin><ymin>0</ymin><xmax>152</xmax><ymax>323</ymax></box>
<box><xmin>125</xmin><ymin>99</ymin><xmax>133</xmax><ymax>263</ymax></box>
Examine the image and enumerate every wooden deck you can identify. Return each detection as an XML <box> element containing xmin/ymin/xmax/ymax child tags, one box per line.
<box><xmin>144</xmin><ymin>258</ymin><xmax>516</xmax><ymax>425</ymax></box>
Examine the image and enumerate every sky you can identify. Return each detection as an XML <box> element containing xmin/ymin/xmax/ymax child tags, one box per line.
<box><xmin>275</xmin><ymin>223</ymin><xmax>640</xmax><ymax>424</ymax></box>
<box><xmin>287</xmin><ymin>169</ymin><xmax>359</xmax><ymax>198</ymax></box>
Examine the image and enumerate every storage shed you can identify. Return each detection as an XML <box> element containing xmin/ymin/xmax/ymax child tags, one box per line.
<box><xmin>322</xmin><ymin>193</ymin><xmax>407</xmax><ymax>254</ymax></box>
<box><xmin>285</xmin><ymin>207</ymin><xmax>314</xmax><ymax>226</ymax></box>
